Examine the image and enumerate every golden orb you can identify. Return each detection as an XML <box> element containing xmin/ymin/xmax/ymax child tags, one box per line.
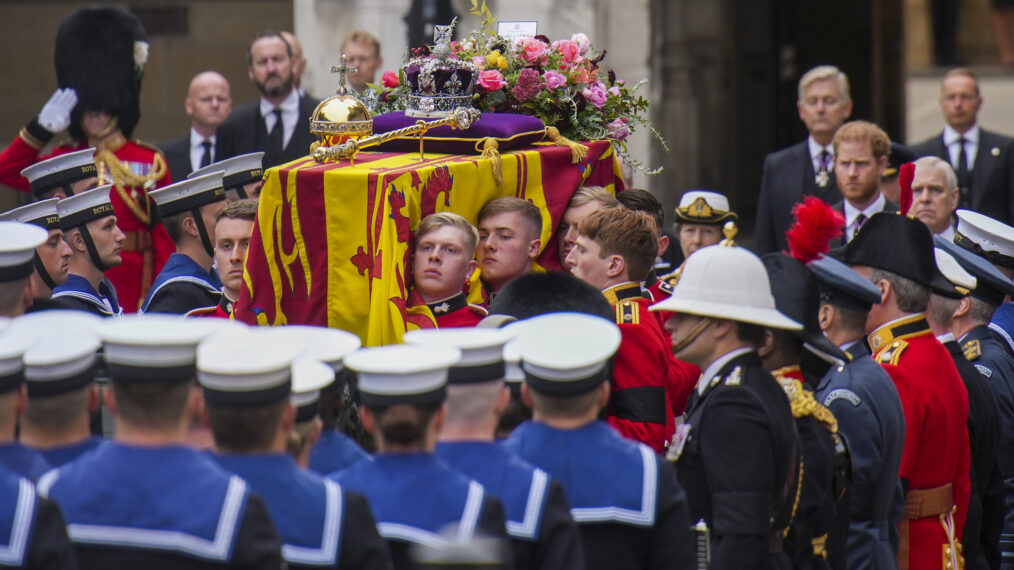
<box><xmin>309</xmin><ymin>95</ymin><xmax>373</xmax><ymax>150</ymax></box>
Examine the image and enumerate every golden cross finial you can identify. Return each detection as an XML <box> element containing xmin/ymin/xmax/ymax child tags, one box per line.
<box><xmin>330</xmin><ymin>53</ymin><xmax>358</xmax><ymax>96</ymax></box>
<box><xmin>720</xmin><ymin>221</ymin><xmax>738</xmax><ymax>246</ymax></box>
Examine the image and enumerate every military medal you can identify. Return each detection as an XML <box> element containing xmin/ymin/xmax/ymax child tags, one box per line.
<box><xmin>816</xmin><ymin>169</ymin><xmax>830</xmax><ymax>188</ymax></box>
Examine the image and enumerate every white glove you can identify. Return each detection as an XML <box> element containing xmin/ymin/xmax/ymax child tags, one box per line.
<box><xmin>38</xmin><ymin>88</ymin><xmax>78</xmax><ymax>134</ymax></box>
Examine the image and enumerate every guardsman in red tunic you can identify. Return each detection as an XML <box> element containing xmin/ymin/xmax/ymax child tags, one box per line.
<box><xmin>0</xmin><ymin>7</ymin><xmax>174</xmax><ymax>313</ymax></box>
<box><xmin>411</xmin><ymin>212</ymin><xmax>487</xmax><ymax>328</ymax></box>
<box><xmin>843</xmin><ymin>212</ymin><xmax>971</xmax><ymax>570</ymax></box>
<box><xmin>566</xmin><ymin>207</ymin><xmax>695</xmax><ymax>452</ymax></box>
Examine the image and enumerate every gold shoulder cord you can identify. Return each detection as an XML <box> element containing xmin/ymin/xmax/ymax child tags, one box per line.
<box><xmin>95</xmin><ymin>148</ymin><xmax>166</xmax><ymax>226</ymax></box>
<box><xmin>773</xmin><ymin>366</ymin><xmax>839</xmax><ymax>435</ymax></box>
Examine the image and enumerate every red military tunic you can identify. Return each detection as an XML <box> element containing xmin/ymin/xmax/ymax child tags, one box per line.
<box><xmin>0</xmin><ymin>121</ymin><xmax>175</xmax><ymax>313</ymax></box>
<box><xmin>427</xmin><ymin>292</ymin><xmax>487</xmax><ymax>328</ymax></box>
<box><xmin>644</xmin><ymin>270</ymin><xmax>701</xmax><ymax>416</ymax></box>
<box><xmin>184</xmin><ymin>295</ymin><xmax>234</xmax><ymax>319</ymax></box>
<box><xmin>603</xmin><ymin>282</ymin><xmax>695</xmax><ymax>453</ymax></box>
<box><xmin>868</xmin><ymin>314</ymin><xmax>971</xmax><ymax>570</ymax></box>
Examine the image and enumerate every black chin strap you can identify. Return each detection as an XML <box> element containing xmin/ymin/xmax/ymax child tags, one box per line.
<box><xmin>33</xmin><ymin>252</ymin><xmax>58</xmax><ymax>290</ymax></box>
<box><xmin>191</xmin><ymin>208</ymin><xmax>215</xmax><ymax>258</ymax></box>
<box><xmin>79</xmin><ymin>227</ymin><xmax>111</xmax><ymax>272</ymax></box>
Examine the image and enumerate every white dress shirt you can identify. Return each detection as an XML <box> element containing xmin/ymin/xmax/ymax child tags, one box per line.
<box><xmin>259</xmin><ymin>89</ymin><xmax>301</xmax><ymax>149</ymax></box>
<box><xmin>189</xmin><ymin>128</ymin><xmax>216</xmax><ymax>172</ymax></box>
<box><xmin>843</xmin><ymin>193</ymin><xmax>887</xmax><ymax>242</ymax></box>
<box><xmin>944</xmin><ymin>124</ymin><xmax>979</xmax><ymax>171</ymax></box>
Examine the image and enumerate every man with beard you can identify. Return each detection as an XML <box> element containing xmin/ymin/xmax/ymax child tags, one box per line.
<box><xmin>828</xmin><ymin>121</ymin><xmax>899</xmax><ymax>248</ymax></box>
<box><xmin>218</xmin><ymin>31</ymin><xmax>317</xmax><ymax>169</ymax></box>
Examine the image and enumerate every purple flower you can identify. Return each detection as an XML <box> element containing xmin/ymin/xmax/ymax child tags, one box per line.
<box><xmin>582</xmin><ymin>81</ymin><xmax>608</xmax><ymax>108</ymax></box>
<box><xmin>512</xmin><ymin>68</ymin><xmax>544</xmax><ymax>102</ymax></box>
<box><xmin>544</xmin><ymin>70</ymin><xmax>567</xmax><ymax>91</ymax></box>
<box><xmin>607</xmin><ymin>118</ymin><xmax>630</xmax><ymax>141</ymax></box>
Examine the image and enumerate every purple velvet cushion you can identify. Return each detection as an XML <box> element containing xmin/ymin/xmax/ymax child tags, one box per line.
<box><xmin>371</xmin><ymin>112</ymin><xmax>546</xmax><ymax>154</ymax></box>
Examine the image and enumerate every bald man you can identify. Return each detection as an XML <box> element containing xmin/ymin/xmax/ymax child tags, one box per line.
<box><xmin>159</xmin><ymin>71</ymin><xmax>233</xmax><ymax>181</ymax></box>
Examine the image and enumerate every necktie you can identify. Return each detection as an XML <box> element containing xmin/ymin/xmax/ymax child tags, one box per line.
<box><xmin>267</xmin><ymin>108</ymin><xmax>283</xmax><ymax>162</ymax></box>
<box><xmin>199</xmin><ymin>140</ymin><xmax>212</xmax><ymax>169</ymax></box>
<box><xmin>852</xmin><ymin>213</ymin><xmax>868</xmax><ymax>242</ymax></box>
<box><xmin>816</xmin><ymin>149</ymin><xmax>831</xmax><ymax>187</ymax></box>
<box><xmin>955</xmin><ymin>137</ymin><xmax>971</xmax><ymax>208</ymax></box>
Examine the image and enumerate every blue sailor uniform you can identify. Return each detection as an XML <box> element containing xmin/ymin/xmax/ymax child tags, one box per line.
<box><xmin>815</xmin><ymin>341</ymin><xmax>906</xmax><ymax>569</ymax></box>
<box><xmin>33</xmin><ymin>437</ymin><xmax>104</xmax><ymax>469</ymax></box>
<box><xmin>211</xmin><ymin>453</ymin><xmax>390</xmax><ymax>570</ymax></box>
<box><xmin>37</xmin><ymin>443</ymin><xmax>283</xmax><ymax>569</ymax></box>
<box><xmin>49</xmin><ymin>274</ymin><xmax>122</xmax><ymax>317</ymax></box>
<box><xmin>989</xmin><ymin>302</ymin><xmax>1014</xmax><ymax>358</ymax></box>
<box><xmin>308</xmin><ymin>430</ymin><xmax>369</xmax><ymax>476</ymax></box>
<box><xmin>961</xmin><ymin>324</ymin><xmax>1014</xmax><ymax>562</ymax></box>
<box><xmin>0</xmin><ymin>443</ymin><xmax>52</xmax><ymax>483</ymax></box>
<box><xmin>141</xmin><ymin>253</ymin><xmax>222</xmax><ymax>315</ymax></box>
<box><xmin>502</xmin><ymin>420</ymin><xmax>694</xmax><ymax>570</ymax></box>
<box><xmin>436</xmin><ymin>441</ymin><xmax>585</xmax><ymax>570</ymax></box>
<box><xmin>0</xmin><ymin>465</ymin><xmax>77</xmax><ymax>569</ymax></box>
<box><xmin>330</xmin><ymin>453</ymin><xmax>510</xmax><ymax>570</ymax></box>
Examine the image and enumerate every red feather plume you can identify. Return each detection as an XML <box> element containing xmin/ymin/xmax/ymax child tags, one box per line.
<box><xmin>785</xmin><ymin>196</ymin><xmax>845</xmax><ymax>263</ymax></box>
<box><xmin>898</xmin><ymin>162</ymin><xmax>915</xmax><ymax>215</ymax></box>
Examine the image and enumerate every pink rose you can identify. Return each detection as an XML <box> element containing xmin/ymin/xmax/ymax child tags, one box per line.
<box><xmin>609</xmin><ymin>85</ymin><xmax>621</xmax><ymax>97</ymax></box>
<box><xmin>381</xmin><ymin>70</ymin><xmax>400</xmax><ymax>88</ymax></box>
<box><xmin>477</xmin><ymin>69</ymin><xmax>508</xmax><ymax>91</ymax></box>
<box><xmin>607</xmin><ymin>118</ymin><xmax>630</xmax><ymax>141</ymax></box>
<box><xmin>582</xmin><ymin>81</ymin><xmax>608</xmax><ymax>108</ymax></box>
<box><xmin>571</xmin><ymin>33</ymin><xmax>591</xmax><ymax>56</ymax></box>
<box><xmin>553</xmin><ymin>40</ymin><xmax>581</xmax><ymax>64</ymax></box>
<box><xmin>472</xmin><ymin>55</ymin><xmax>486</xmax><ymax>69</ymax></box>
<box><xmin>570</xmin><ymin>67</ymin><xmax>592</xmax><ymax>85</ymax></box>
<box><xmin>520</xmin><ymin>37</ymin><xmax>547</xmax><ymax>64</ymax></box>
<box><xmin>544</xmin><ymin>70</ymin><xmax>567</xmax><ymax>91</ymax></box>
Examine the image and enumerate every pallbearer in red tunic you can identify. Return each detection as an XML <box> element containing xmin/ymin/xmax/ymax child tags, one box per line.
<box><xmin>184</xmin><ymin>199</ymin><xmax>258</xmax><ymax>319</ymax></box>
<box><xmin>843</xmin><ymin>212</ymin><xmax>971</xmax><ymax>570</ymax></box>
<box><xmin>410</xmin><ymin>212</ymin><xmax>486</xmax><ymax>328</ymax></box>
<box><xmin>566</xmin><ymin>207</ymin><xmax>695</xmax><ymax>452</ymax></box>
<box><xmin>0</xmin><ymin>7</ymin><xmax>174</xmax><ymax>313</ymax></box>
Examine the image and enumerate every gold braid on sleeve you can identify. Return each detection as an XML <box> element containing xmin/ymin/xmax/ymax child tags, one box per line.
<box><xmin>95</xmin><ymin>148</ymin><xmax>166</xmax><ymax>226</ymax></box>
<box><xmin>773</xmin><ymin>367</ymin><xmax>840</xmax><ymax>435</ymax></box>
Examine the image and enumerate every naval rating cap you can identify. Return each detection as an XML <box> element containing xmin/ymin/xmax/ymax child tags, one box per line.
<box><xmin>344</xmin><ymin>344</ymin><xmax>461</xmax><ymax>407</ymax></box>
<box><xmin>514</xmin><ymin>312</ymin><xmax>621</xmax><ymax>396</ymax></box>
<box><xmin>403</xmin><ymin>328</ymin><xmax>515</xmax><ymax>384</ymax></box>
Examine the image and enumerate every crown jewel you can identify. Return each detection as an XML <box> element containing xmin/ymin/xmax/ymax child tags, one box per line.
<box><xmin>402</xmin><ymin>18</ymin><xmax>478</xmax><ymax>118</ymax></box>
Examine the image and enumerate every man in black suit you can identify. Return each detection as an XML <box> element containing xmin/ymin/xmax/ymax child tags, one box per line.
<box><xmin>827</xmin><ymin>121</ymin><xmax>899</xmax><ymax>249</ymax></box>
<box><xmin>159</xmin><ymin>71</ymin><xmax>232</xmax><ymax>182</ymax></box>
<box><xmin>755</xmin><ymin>65</ymin><xmax>853</xmax><ymax>254</ymax></box>
<box><xmin>910</xmin><ymin>68</ymin><xmax>1014</xmax><ymax>225</ymax></box>
<box><xmin>217</xmin><ymin>31</ymin><xmax>318</xmax><ymax>169</ymax></box>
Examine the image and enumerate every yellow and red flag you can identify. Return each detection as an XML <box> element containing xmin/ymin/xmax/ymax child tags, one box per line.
<box><xmin>235</xmin><ymin>141</ymin><xmax>622</xmax><ymax>345</ymax></box>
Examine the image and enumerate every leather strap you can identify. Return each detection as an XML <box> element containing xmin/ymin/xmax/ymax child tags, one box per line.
<box><xmin>121</xmin><ymin>231</ymin><xmax>152</xmax><ymax>253</ymax></box>
<box><xmin>897</xmin><ymin>518</ymin><xmax>909</xmax><ymax>570</ymax></box>
<box><xmin>903</xmin><ymin>483</ymin><xmax>953</xmax><ymax>519</ymax></box>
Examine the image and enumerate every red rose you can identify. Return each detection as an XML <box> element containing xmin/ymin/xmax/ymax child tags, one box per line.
<box><xmin>381</xmin><ymin>71</ymin><xmax>400</xmax><ymax>88</ymax></box>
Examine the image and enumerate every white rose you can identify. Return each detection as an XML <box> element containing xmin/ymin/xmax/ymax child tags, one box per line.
<box><xmin>571</xmin><ymin>33</ymin><xmax>591</xmax><ymax>55</ymax></box>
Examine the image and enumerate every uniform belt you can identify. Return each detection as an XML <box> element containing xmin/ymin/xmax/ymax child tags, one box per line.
<box><xmin>122</xmin><ymin>231</ymin><xmax>152</xmax><ymax>252</ymax></box>
<box><xmin>903</xmin><ymin>483</ymin><xmax>953</xmax><ymax>519</ymax></box>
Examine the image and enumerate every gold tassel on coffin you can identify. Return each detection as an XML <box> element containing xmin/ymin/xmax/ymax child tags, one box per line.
<box><xmin>545</xmin><ymin>126</ymin><xmax>589</xmax><ymax>164</ymax></box>
<box><xmin>478</xmin><ymin>137</ymin><xmax>503</xmax><ymax>185</ymax></box>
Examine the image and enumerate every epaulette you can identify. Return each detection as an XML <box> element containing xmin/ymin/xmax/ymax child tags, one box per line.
<box><xmin>963</xmin><ymin>339</ymin><xmax>982</xmax><ymax>361</ymax></box>
<box><xmin>874</xmin><ymin>339</ymin><xmax>909</xmax><ymax>366</ymax></box>
<box><xmin>775</xmin><ymin>374</ymin><xmax>839</xmax><ymax>434</ymax></box>
<box><xmin>467</xmin><ymin>303</ymin><xmax>488</xmax><ymax>317</ymax></box>
<box><xmin>615</xmin><ymin>299</ymin><xmax>641</xmax><ymax>325</ymax></box>
<box><xmin>658</xmin><ymin>278</ymin><xmax>675</xmax><ymax>295</ymax></box>
<box><xmin>134</xmin><ymin>139</ymin><xmax>167</xmax><ymax>157</ymax></box>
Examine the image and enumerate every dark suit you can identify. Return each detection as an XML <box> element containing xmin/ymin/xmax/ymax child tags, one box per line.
<box><xmin>826</xmin><ymin>198</ymin><xmax>900</xmax><ymax>249</ymax></box>
<box><xmin>218</xmin><ymin>93</ymin><xmax>319</xmax><ymax>169</ymax></box>
<box><xmin>158</xmin><ymin>135</ymin><xmax>222</xmax><ymax>183</ymax></box>
<box><xmin>756</xmin><ymin>141</ymin><xmax>843</xmax><ymax>254</ymax></box>
<box><xmin>910</xmin><ymin>128</ymin><xmax>1014</xmax><ymax>224</ymax></box>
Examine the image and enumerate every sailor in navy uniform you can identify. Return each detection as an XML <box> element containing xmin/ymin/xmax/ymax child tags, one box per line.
<box><xmin>142</xmin><ymin>172</ymin><xmax>227</xmax><ymax>314</ymax></box>
<box><xmin>0</xmin><ymin>221</ymin><xmax>48</xmax><ymax>319</ymax></box>
<box><xmin>952</xmin><ymin>210</ymin><xmax>1014</xmax><ymax>358</ymax></box>
<box><xmin>0</xmin><ymin>463</ymin><xmax>78</xmax><ymax>569</ymax></box>
<box><xmin>0</xmin><ymin>199</ymin><xmax>74</xmax><ymax>312</ymax></box>
<box><xmin>0</xmin><ymin>330</ymin><xmax>53</xmax><ymax>481</ymax></box>
<box><xmin>50</xmin><ymin>185</ymin><xmax>124</xmax><ymax>317</ymax></box>
<box><xmin>501</xmin><ymin>313</ymin><xmax>694</xmax><ymax>570</ymax></box>
<box><xmin>189</xmin><ymin>151</ymin><xmax>265</xmax><ymax>201</ymax></box>
<box><xmin>37</xmin><ymin>315</ymin><xmax>284</xmax><ymax>569</ymax></box>
<box><xmin>331</xmin><ymin>343</ymin><xmax>512</xmax><ymax>570</ymax></box>
<box><xmin>200</xmin><ymin>329</ymin><xmax>391</xmax><ymax>570</ymax></box>
<box><xmin>13</xmin><ymin>311</ymin><xmax>105</xmax><ymax>467</ymax></box>
<box><xmin>937</xmin><ymin>232</ymin><xmax>1014</xmax><ymax>564</ymax></box>
<box><xmin>808</xmin><ymin>254</ymin><xmax>907</xmax><ymax>569</ymax></box>
<box><xmin>404</xmin><ymin>328</ymin><xmax>585</xmax><ymax>570</ymax></box>
<box><xmin>264</xmin><ymin>326</ymin><xmax>369</xmax><ymax>474</ymax></box>
<box><xmin>18</xmin><ymin>147</ymin><xmax>99</xmax><ymax>201</ymax></box>
<box><xmin>649</xmin><ymin>244</ymin><xmax>802</xmax><ymax>569</ymax></box>
<box><xmin>931</xmin><ymin>246</ymin><xmax>1005</xmax><ymax>569</ymax></box>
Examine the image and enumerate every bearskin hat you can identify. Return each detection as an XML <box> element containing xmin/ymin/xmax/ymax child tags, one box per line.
<box><xmin>54</xmin><ymin>7</ymin><xmax>148</xmax><ymax>140</ymax></box>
